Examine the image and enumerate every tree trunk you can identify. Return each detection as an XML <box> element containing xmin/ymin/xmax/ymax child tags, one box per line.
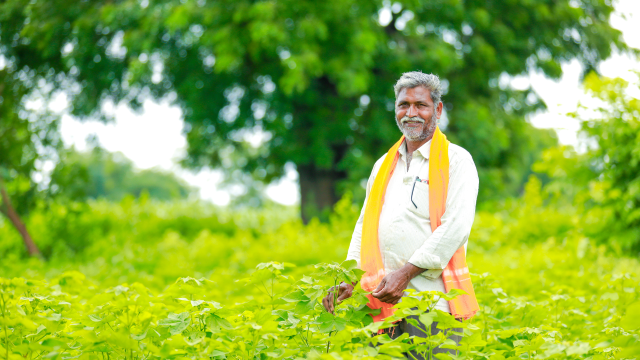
<box><xmin>0</xmin><ymin>182</ymin><xmax>40</xmax><ymax>257</ymax></box>
<box><xmin>298</xmin><ymin>164</ymin><xmax>347</xmax><ymax>224</ymax></box>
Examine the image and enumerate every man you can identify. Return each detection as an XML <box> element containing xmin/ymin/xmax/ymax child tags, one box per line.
<box><xmin>322</xmin><ymin>71</ymin><xmax>479</xmax><ymax>356</ymax></box>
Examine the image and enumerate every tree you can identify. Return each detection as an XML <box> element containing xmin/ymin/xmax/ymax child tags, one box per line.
<box><xmin>0</xmin><ymin>0</ymin><xmax>628</xmax><ymax>221</ymax></box>
<box><xmin>537</xmin><ymin>73</ymin><xmax>640</xmax><ymax>253</ymax></box>
<box><xmin>0</xmin><ymin>70</ymin><xmax>60</xmax><ymax>256</ymax></box>
<box><xmin>49</xmin><ymin>147</ymin><xmax>193</xmax><ymax>202</ymax></box>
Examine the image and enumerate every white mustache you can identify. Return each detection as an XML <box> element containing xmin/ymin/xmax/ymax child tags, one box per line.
<box><xmin>401</xmin><ymin>116</ymin><xmax>425</xmax><ymax>124</ymax></box>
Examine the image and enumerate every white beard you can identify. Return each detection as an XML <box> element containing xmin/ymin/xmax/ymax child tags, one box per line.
<box><xmin>396</xmin><ymin>114</ymin><xmax>437</xmax><ymax>141</ymax></box>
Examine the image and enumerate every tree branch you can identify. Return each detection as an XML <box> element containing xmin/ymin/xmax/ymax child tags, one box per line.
<box><xmin>0</xmin><ymin>175</ymin><xmax>41</xmax><ymax>257</ymax></box>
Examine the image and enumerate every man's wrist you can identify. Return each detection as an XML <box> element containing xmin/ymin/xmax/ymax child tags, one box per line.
<box><xmin>400</xmin><ymin>262</ymin><xmax>426</xmax><ymax>280</ymax></box>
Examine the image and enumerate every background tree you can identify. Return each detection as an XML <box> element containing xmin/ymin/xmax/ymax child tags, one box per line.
<box><xmin>49</xmin><ymin>147</ymin><xmax>194</xmax><ymax>202</ymax></box>
<box><xmin>0</xmin><ymin>68</ymin><xmax>60</xmax><ymax>256</ymax></box>
<box><xmin>535</xmin><ymin>73</ymin><xmax>640</xmax><ymax>254</ymax></box>
<box><xmin>0</xmin><ymin>0</ymin><xmax>628</xmax><ymax>221</ymax></box>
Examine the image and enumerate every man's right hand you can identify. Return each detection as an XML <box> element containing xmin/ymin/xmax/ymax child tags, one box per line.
<box><xmin>322</xmin><ymin>282</ymin><xmax>354</xmax><ymax>314</ymax></box>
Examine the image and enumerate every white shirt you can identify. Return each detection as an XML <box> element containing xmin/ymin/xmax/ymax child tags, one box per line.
<box><xmin>346</xmin><ymin>138</ymin><xmax>479</xmax><ymax>312</ymax></box>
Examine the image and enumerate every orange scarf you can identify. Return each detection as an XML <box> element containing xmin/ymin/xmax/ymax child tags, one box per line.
<box><xmin>360</xmin><ymin>127</ymin><xmax>479</xmax><ymax>321</ymax></box>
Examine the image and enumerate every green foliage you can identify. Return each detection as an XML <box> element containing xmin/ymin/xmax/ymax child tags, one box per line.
<box><xmin>0</xmin><ymin>197</ymin><xmax>299</xmax><ymax>261</ymax></box>
<box><xmin>0</xmin><ymin>0</ymin><xmax>628</xmax><ymax>215</ymax></box>
<box><xmin>534</xmin><ymin>73</ymin><xmax>640</xmax><ymax>253</ymax></box>
<box><xmin>0</xmin><ymin>71</ymin><xmax>60</xmax><ymax>215</ymax></box>
<box><xmin>0</xmin><ymin>266</ymin><xmax>478</xmax><ymax>359</ymax></box>
<box><xmin>1</xmin><ymin>193</ymin><xmax>640</xmax><ymax>358</ymax></box>
<box><xmin>49</xmin><ymin>147</ymin><xmax>193</xmax><ymax>202</ymax></box>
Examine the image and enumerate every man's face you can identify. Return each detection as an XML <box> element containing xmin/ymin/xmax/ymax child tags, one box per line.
<box><xmin>395</xmin><ymin>86</ymin><xmax>443</xmax><ymax>142</ymax></box>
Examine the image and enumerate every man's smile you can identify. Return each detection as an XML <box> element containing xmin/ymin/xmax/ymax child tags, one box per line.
<box><xmin>404</xmin><ymin>122</ymin><xmax>423</xmax><ymax>127</ymax></box>
<box><xmin>401</xmin><ymin>116</ymin><xmax>425</xmax><ymax>126</ymax></box>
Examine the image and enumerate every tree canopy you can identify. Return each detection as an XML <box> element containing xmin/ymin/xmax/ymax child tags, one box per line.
<box><xmin>0</xmin><ymin>0</ymin><xmax>628</xmax><ymax>220</ymax></box>
<box><xmin>534</xmin><ymin>72</ymin><xmax>640</xmax><ymax>253</ymax></box>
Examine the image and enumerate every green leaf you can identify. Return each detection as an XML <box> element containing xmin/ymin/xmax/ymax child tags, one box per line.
<box><xmin>418</xmin><ymin>311</ymin><xmax>437</xmax><ymax>328</ymax></box>
<box><xmin>620</xmin><ymin>302</ymin><xmax>640</xmax><ymax>330</ymax></box>
<box><xmin>158</xmin><ymin>312</ymin><xmax>191</xmax><ymax>335</ymax></box>
<box><xmin>566</xmin><ymin>342</ymin><xmax>591</xmax><ymax>355</ymax></box>
<box><xmin>513</xmin><ymin>339</ymin><xmax>527</xmax><ymax>347</ymax></box>
<box><xmin>315</xmin><ymin>312</ymin><xmax>347</xmax><ymax>333</ymax></box>
<box><xmin>341</xmin><ymin>259</ymin><xmax>358</xmax><ymax>271</ymax></box>
<box><xmin>282</xmin><ymin>290</ymin><xmax>309</xmax><ymax>303</ymax></box>
<box><xmin>206</xmin><ymin>314</ymin><xmax>233</xmax><ymax>333</ymax></box>
<box><xmin>600</xmin><ymin>292</ymin><xmax>619</xmax><ymax>301</ymax></box>
<box><xmin>131</xmin><ymin>330</ymin><xmax>148</xmax><ymax>341</ymax></box>
<box><xmin>183</xmin><ymin>331</ymin><xmax>206</xmax><ymax>346</ymax></box>
<box><xmin>441</xmin><ymin>288</ymin><xmax>468</xmax><ymax>301</ymax></box>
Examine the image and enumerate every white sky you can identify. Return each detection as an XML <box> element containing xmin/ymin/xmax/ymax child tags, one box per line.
<box><xmin>57</xmin><ymin>0</ymin><xmax>640</xmax><ymax>206</ymax></box>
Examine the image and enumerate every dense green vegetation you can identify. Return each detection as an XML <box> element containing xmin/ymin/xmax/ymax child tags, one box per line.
<box><xmin>533</xmin><ymin>73</ymin><xmax>640</xmax><ymax>254</ymax></box>
<box><xmin>1</xmin><ymin>179</ymin><xmax>640</xmax><ymax>359</ymax></box>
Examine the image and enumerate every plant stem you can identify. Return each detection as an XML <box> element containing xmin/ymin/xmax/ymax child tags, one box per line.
<box><xmin>0</xmin><ymin>293</ymin><xmax>9</xmax><ymax>360</ymax></box>
<box><xmin>333</xmin><ymin>279</ymin><xmax>338</xmax><ymax>313</ymax></box>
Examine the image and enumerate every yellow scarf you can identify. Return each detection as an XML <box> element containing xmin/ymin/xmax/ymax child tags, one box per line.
<box><xmin>360</xmin><ymin>127</ymin><xmax>479</xmax><ymax>321</ymax></box>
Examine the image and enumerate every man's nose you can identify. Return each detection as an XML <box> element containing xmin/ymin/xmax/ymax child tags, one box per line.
<box><xmin>407</xmin><ymin>104</ymin><xmax>418</xmax><ymax>117</ymax></box>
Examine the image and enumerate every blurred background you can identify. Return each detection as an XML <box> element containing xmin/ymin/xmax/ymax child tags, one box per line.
<box><xmin>0</xmin><ymin>0</ymin><xmax>639</xmax><ymax>282</ymax></box>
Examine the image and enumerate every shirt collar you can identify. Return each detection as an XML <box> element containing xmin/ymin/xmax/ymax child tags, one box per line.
<box><xmin>399</xmin><ymin>138</ymin><xmax>432</xmax><ymax>160</ymax></box>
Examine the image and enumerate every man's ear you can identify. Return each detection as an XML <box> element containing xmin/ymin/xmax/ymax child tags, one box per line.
<box><xmin>436</xmin><ymin>101</ymin><xmax>444</xmax><ymax>118</ymax></box>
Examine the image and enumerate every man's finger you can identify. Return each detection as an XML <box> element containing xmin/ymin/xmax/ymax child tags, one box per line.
<box><xmin>325</xmin><ymin>294</ymin><xmax>334</xmax><ymax>311</ymax></box>
<box><xmin>337</xmin><ymin>290</ymin><xmax>351</xmax><ymax>302</ymax></box>
<box><xmin>336</xmin><ymin>292</ymin><xmax>349</xmax><ymax>301</ymax></box>
<box><xmin>377</xmin><ymin>291</ymin><xmax>396</xmax><ymax>304</ymax></box>
<box><xmin>372</xmin><ymin>280</ymin><xmax>386</xmax><ymax>296</ymax></box>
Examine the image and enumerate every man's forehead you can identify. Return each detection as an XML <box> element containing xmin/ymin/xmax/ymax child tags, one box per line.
<box><xmin>396</xmin><ymin>86</ymin><xmax>431</xmax><ymax>101</ymax></box>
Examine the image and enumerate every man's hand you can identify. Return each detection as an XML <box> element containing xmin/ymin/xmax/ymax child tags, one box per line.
<box><xmin>372</xmin><ymin>263</ymin><xmax>425</xmax><ymax>304</ymax></box>
<box><xmin>322</xmin><ymin>282</ymin><xmax>354</xmax><ymax>314</ymax></box>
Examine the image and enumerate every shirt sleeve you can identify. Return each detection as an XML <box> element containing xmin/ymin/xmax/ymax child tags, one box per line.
<box><xmin>407</xmin><ymin>155</ymin><xmax>479</xmax><ymax>279</ymax></box>
<box><xmin>345</xmin><ymin>159</ymin><xmax>383</xmax><ymax>269</ymax></box>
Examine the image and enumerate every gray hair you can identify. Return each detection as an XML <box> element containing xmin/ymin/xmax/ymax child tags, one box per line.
<box><xmin>393</xmin><ymin>71</ymin><xmax>443</xmax><ymax>105</ymax></box>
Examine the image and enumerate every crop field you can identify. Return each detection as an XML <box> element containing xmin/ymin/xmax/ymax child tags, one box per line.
<box><xmin>1</xmin><ymin>192</ymin><xmax>640</xmax><ymax>360</ymax></box>
<box><xmin>1</xmin><ymin>0</ymin><xmax>639</xmax><ymax>358</ymax></box>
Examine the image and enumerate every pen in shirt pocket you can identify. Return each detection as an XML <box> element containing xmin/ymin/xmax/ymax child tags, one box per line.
<box><xmin>410</xmin><ymin>176</ymin><xmax>429</xmax><ymax>208</ymax></box>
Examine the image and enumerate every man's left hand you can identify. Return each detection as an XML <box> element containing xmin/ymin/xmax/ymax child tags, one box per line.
<box><xmin>371</xmin><ymin>263</ymin><xmax>425</xmax><ymax>304</ymax></box>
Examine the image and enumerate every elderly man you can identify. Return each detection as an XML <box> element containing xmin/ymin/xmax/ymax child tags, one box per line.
<box><xmin>322</xmin><ymin>71</ymin><xmax>479</xmax><ymax>357</ymax></box>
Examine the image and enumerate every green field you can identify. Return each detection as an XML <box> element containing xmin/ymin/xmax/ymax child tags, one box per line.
<box><xmin>0</xmin><ymin>0</ymin><xmax>638</xmax><ymax>358</ymax></box>
<box><xmin>1</xmin><ymin>188</ymin><xmax>639</xmax><ymax>360</ymax></box>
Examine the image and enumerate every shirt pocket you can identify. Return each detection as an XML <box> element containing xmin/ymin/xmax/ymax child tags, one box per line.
<box><xmin>407</xmin><ymin>181</ymin><xmax>429</xmax><ymax>219</ymax></box>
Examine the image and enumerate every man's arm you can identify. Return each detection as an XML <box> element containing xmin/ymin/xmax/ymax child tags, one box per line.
<box><xmin>372</xmin><ymin>155</ymin><xmax>479</xmax><ymax>303</ymax></box>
